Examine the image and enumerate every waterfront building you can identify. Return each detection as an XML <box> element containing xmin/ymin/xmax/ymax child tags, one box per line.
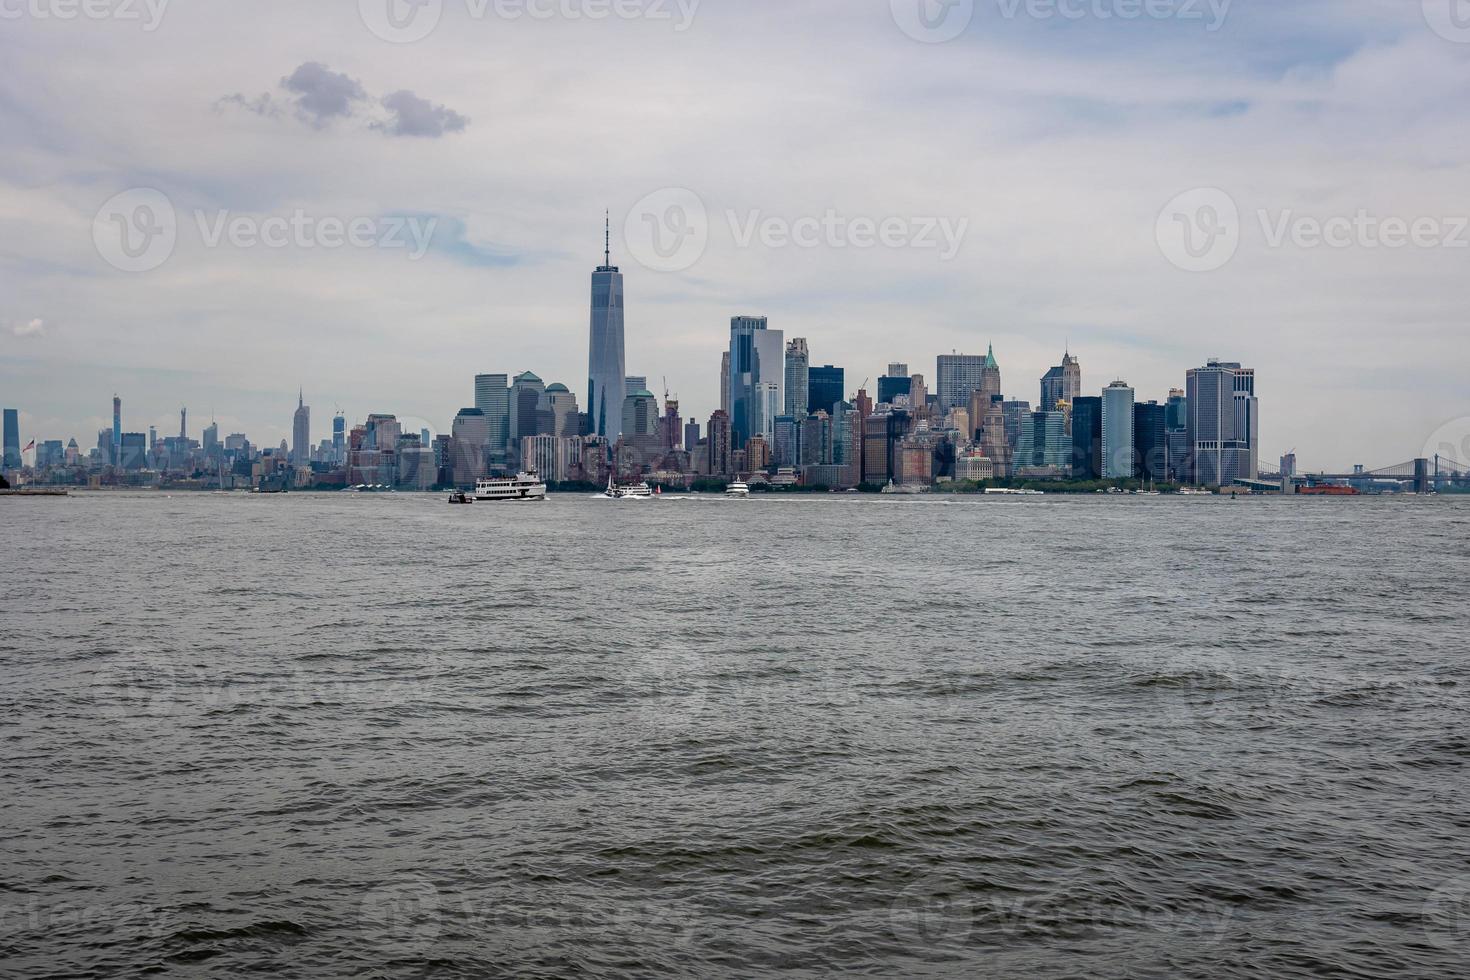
<box><xmin>510</xmin><ymin>372</ymin><xmax>546</xmax><ymax>449</ymax></box>
<box><xmin>451</xmin><ymin>408</ymin><xmax>490</xmax><ymax>486</ymax></box>
<box><xmin>4</xmin><ymin>408</ymin><xmax>20</xmax><ymax>470</ymax></box>
<box><xmin>1165</xmin><ymin>388</ymin><xmax>1188</xmax><ymax>482</ymax></box>
<box><xmin>120</xmin><ymin>432</ymin><xmax>147</xmax><ymax>471</ymax></box>
<box><xmin>1186</xmin><ymin>359</ymin><xmax>1258</xmax><ymax>487</ymax></box>
<box><xmin>956</xmin><ymin>450</ymin><xmax>996</xmax><ymax>482</ymax></box>
<box><xmin>785</xmin><ymin>339</ymin><xmax>809</xmax><ymax>419</ymax></box>
<box><xmin>1013</xmin><ymin>411</ymin><xmax>1070</xmax><ymax>476</ymax></box>
<box><xmin>1101</xmin><ymin>381</ymin><xmax>1136</xmax><ymax>480</ymax></box>
<box><xmin>1071</xmin><ymin>395</ymin><xmax>1103</xmax><ymax>479</ymax></box>
<box><xmin>706</xmin><ymin>410</ymin><xmax>731</xmax><ymax>476</ymax></box>
<box><xmin>754</xmin><ymin>381</ymin><xmax>782</xmax><ymax>445</ymax></box>
<box><xmin>587</xmin><ymin>220</ymin><xmax>627</xmax><ymax>440</ymax></box>
<box><xmin>1133</xmin><ymin>401</ymin><xmax>1168</xmax><ymax>483</ymax></box>
<box><xmin>746</xmin><ymin>434</ymin><xmax>771</xmax><ymax>471</ymax></box>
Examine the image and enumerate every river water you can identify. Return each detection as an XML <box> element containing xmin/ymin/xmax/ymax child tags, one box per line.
<box><xmin>3</xmin><ymin>492</ymin><xmax>1468</xmax><ymax>977</ymax></box>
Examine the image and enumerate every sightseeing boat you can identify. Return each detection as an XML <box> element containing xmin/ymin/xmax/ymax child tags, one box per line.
<box><xmin>473</xmin><ymin>471</ymin><xmax>548</xmax><ymax>502</ymax></box>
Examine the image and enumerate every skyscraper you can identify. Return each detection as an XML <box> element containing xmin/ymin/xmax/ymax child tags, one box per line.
<box><xmin>1101</xmin><ymin>381</ymin><xmax>1136</xmax><ymax>479</ymax></box>
<box><xmin>510</xmin><ymin>372</ymin><xmax>546</xmax><ymax>447</ymax></box>
<box><xmin>936</xmin><ymin>353</ymin><xmax>988</xmax><ymax>412</ymax></box>
<box><xmin>1040</xmin><ymin>351</ymin><xmax>1082</xmax><ymax>412</ymax></box>
<box><xmin>807</xmin><ymin>365</ymin><xmax>845</xmax><ymax>416</ymax></box>
<box><xmin>876</xmin><ymin>372</ymin><xmax>911</xmax><ymax>406</ymax></box>
<box><xmin>292</xmin><ymin>390</ymin><xmax>310</xmax><ymax>468</ymax></box>
<box><xmin>179</xmin><ymin>407</ymin><xmax>187</xmax><ymax>441</ymax></box>
<box><xmin>112</xmin><ymin>395</ymin><xmax>121</xmax><ymax>467</ymax></box>
<box><xmin>587</xmin><ymin>216</ymin><xmax>626</xmax><ymax>440</ymax></box>
<box><xmin>475</xmin><ymin>374</ymin><xmax>511</xmax><ymax>459</ymax></box>
<box><xmin>727</xmin><ymin>316</ymin><xmax>783</xmax><ymax>449</ymax></box>
<box><xmin>979</xmin><ymin>346</ymin><xmax>1002</xmax><ymax>405</ymax></box>
<box><xmin>1186</xmin><ymin>359</ymin><xmax>1258</xmax><ymax>487</ymax></box>
<box><xmin>1133</xmin><ymin>400</ymin><xmax>1168</xmax><ymax>483</ymax></box>
<box><xmin>1071</xmin><ymin>396</ymin><xmax>1103</xmax><ymax>479</ymax></box>
<box><xmin>784</xmin><ymin>338</ymin><xmax>809</xmax><ymax>419</ymax></box>
<box><xmin>451</xmin><ymin>408</ymin><xmax>490</xmax><ymax>486</ymax></box>
<box><xmin>332</xmin><ymin>413</ymin><xmax>345</xmax><ymax>464</ymax></box>
<box><xmin>706</xmin><ymin>409</ymin><xmax>731</xmax><ymax>476</ymax></box>
<box><xmin>2</xmin><ymin>408</ymin><xmax>19</xmax><ymax>470</ymax></box>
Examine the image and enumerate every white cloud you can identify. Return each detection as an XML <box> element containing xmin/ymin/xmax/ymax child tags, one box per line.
<box><xmin>12</xmin><ymin>318</ymin><xmax>46</xmax><ymax>338</ymax></box>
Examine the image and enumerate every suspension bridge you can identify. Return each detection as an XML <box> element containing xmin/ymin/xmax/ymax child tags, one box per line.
<box><xmin>1294</xmin><ymin>454</ymin><xmax>1470</xmax><ymax>494</ymax></box>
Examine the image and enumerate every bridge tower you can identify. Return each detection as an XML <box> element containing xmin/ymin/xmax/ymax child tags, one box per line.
<box><xmin>1414</xmin><ymin>457</ymin><xmax>1429</xmax><ymax>495</ymax></box>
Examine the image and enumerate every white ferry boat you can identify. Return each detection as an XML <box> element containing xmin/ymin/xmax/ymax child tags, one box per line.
<box><xmin>603</xmin><ymin>475</ymin><xmax>654</xmax><ymax>499</ymax></box>
<box><xmin>473</xmin><ymin>471</ymin><xmax>547</xmax><ymax>502</ymax></box>
<box><xmin>726</xmin><ymin>481</ymin><xmax>751</xmax><ymax>498</ymax></box>
<box><xmin>984</xmin><ymin>487</ymin><xmax>1044</xmax><ymax>496</ymax></box>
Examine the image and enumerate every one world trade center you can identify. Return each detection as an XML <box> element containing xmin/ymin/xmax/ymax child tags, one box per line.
<box><xmin>587</xmin><ymin>215</ymin><xmax>626</xmax><ymax>440</ymax></box>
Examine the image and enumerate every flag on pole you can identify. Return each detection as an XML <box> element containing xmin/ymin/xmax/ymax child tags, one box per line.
<box><xmin>23</xmin><ymin>440</ymin><xmax>34</xmax><ymax>452</ymax></box>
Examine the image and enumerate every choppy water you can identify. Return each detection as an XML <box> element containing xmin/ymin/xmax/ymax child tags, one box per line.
<box><xmin>3</xmin><ymin>491</ymin><xmax>1469</xmax><ymax>978</ymax></box>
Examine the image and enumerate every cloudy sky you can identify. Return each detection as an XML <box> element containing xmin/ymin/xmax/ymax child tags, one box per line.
<box><xmin>2</xmin><ymin>0</ymin><xmax>1467</xmax><ymax>469</ymax></box>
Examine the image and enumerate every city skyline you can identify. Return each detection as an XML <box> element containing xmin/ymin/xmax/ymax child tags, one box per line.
<box><xmin>4</xmin><ymin>3</ymin><xmax>1469</xmax><ymax>471</ymax></box>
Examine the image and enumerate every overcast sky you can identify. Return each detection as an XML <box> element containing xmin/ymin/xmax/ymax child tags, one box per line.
<box><xmin>2</xmin><ymin>0</ymin><xmax>1467</xmax><ymax>470</ymax></box>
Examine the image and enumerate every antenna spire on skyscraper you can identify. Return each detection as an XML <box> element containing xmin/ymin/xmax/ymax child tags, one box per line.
<box><xmin>604</xmin><ymin>210</ymin><xmax>611</xmax><ymax>267</ymax></box>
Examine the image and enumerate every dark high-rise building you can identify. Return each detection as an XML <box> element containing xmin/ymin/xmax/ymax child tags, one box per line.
<box><xmin>807</xmin><ymin>365</ymin><xmax>844</xmax><ymax>416</ymax></box>
<box><xmin>876</xmin><ymin>373</ymin><xmax>911</xmax><ymax>406</ymax></box>
<box><xmin>684</xmin><ymin>419</ymin><xmax>700</xmax><ymax>453</ymax></box>
<box><xmin>706</xmin><ymin>410</ymin><xmax>731</xmax><ymax>476</ymax></box>
<box><xmin>784</xmin><ymin>338</ymin><xmax>809</xmax><ymax>419</ymax></box>
<box><xmin>587</xmin><ymin>217</ymin><xmax>626</xmax><ymax>440</ymax></box>
<box><xmin>475</xmin><ymin>374</ymin><xmax>511</xmax><ymax>460</ymax></box>
<box><xmin>2</xmin><ymin>408</ymin><xmax>19</xmax><ymax>470</ymax></box>
<box><xmin>112</xmin><ymin>395</ymin><xmax>122</xmax><ymax>466</ymax></box>
<box><xmin>1133</xmin><ymin>401</ymin><xmax>1168</xmax><ymax>484</ymax></box>
<box><xmin>120</xmin><ymin>432</ymin><xmax>147</xmax><ymax>470</ymax></box>
<box><xmin>1071</xmin><ymin>396</ymin><xmax>1103</xmax><ymax>479</ymax></box>
<box><xmin>332</xmin><ymin>414</ymin><xmax>346</xmax><ymax>464</ymax></box>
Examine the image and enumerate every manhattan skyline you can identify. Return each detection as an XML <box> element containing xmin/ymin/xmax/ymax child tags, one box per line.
<box><xmin>4</xmin><ymin>1</ymin><xmax>1469</xmax><ymax>471</ymax></box>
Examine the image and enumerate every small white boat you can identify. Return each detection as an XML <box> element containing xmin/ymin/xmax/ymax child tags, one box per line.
<box><xmin>984</xmin><ymin>487</ymin><xmax>1044</xmax><ymax>496</ymax></box>
<box><xmin>474</xmin><ymin>471</ymin><xmax>547</xmax><ymax>502</ymax></box>
<box><xmin>726</xmin><ymin>481</ymin><xmax>750</xmax><ymax>498</ymax></box>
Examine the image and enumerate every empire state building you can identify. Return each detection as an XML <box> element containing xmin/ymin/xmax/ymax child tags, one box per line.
<box><xmin>587</xmin><ymin>215</ymin><xmax>626</xmax><ymax>440</ymax></box>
